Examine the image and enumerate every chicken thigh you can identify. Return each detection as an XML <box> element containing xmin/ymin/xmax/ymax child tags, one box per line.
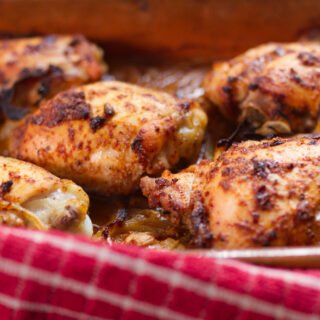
<box><xmin>0</xmin><ymin>35</ymin><xmax>106</xmax><ymax>120</ymax></box>
<box><xmin>204</xmin><ymin>42</ymin><xmax>320</xmax><ymax>136</ymax></box>
<box><xmin>0</xmin><ymin>156</ymin><xmax>92</xmax><ymax>235</ymax></box>
<box><xmin>141</xmin><ymin>135</ymin><xmax>320</xmax><ymax>249</ymax></box>
<box><xmin>10</xmin><ymin>81</ymin><xmax>207</xmax><ymax>196</ymax></box>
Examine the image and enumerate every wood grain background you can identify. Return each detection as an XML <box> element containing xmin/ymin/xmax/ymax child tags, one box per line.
<box><xmin>0</xmin><ymin>0</ymin><xmax>320</xmax><ymax>59</ymax></box>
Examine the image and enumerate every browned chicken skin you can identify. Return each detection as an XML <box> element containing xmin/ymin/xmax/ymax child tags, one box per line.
<box><xmin>111</xmin><ymin>63</ymin><xmax>232</xmax><ymax>158</ymax></box>
<box><xmin>141</xmin><ymin>135</ymin><xmax>320</xmax><ymax>249</ymax></box>
<box><xmin>0</xmin><ymin>35</ymin><xmax>106</xmax><ymax>120</ymax></box>
<box><xmin>9</xmin><ymin>81</ymin><xmax>207</xmax><ymax>196</ymax></box>
<box><xmin>204</xmin><ymin>42</ymin><xmax>320</xmax><ymax>136</ymax></box>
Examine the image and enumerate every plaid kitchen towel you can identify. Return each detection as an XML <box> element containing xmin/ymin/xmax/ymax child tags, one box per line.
<box><xmin>0</xmin><ymin>225</ymin><xmax>319</xmax><ymax>320</ymax></box>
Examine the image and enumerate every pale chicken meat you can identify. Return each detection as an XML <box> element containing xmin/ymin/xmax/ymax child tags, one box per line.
<box><xmin>204</xmin><ymin>42</ymin><xmax>320</xmax><ymax>136</ymax></box>
<box><xmin>9</xmin><ymin>81</ymin><xmax>207</xmax><ymax>196</ymax></box>
<box><xmin>141</xmin><ymin>135</ymin><xmax>320</xmax><ymax>249</ymax></box>
<box><xmin>0</xmin><ymin>156</ymin><xmax>92</xmax><ymax>235</ymax></box>
<box><xmin>0</xmin><ymin>35</ymin><xmax>106</xmax><ymax>120</ymax></box>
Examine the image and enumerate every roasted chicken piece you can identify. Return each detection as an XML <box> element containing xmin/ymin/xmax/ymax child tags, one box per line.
<box><xmin>204</xmin><ymin>42</ymin><xmax>320</xmax><ymax>136</ymax></box>
<box><xmin>0</xmin><ymin>156</ymin><xmax>92</xmax><ymax>235</ymax></box>
<box><xmin>141</xmin><ymin>135</ymin><xmax>320</xmax><ymax>249</ymax></box>
<box><xmin>10</xmin><ymin>81</ymin><xmax>207</xmax><ymax>196</ymax></box>
<box><xmin>0</xmin><ymin>35</ymin><xmax>106</xmax><ymax>120</ymax></box>
<box><xmin>110</xmin><ymin>62</ymin><xmax>232</xmax><ymax>159</ymax></box>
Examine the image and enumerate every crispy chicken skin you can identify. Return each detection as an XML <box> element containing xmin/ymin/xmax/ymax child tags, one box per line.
<box><xmin>204</xmin><ymin>42</ymin><xmax>320</xmax><ymax>135</ymax></box>
<box><xmin>10</xmin><ymin>81</ymin><xmax>207</xmax><ymax>196</ymax></box>
<box><xmin>0</xmin><ymin>35</ymin><xmax>106</xmax><ymax>120</ymax></box>
<box><xmin>141</xmin><ymin>135</ymin><xmax>320</xmax><ymax>249</ymax></box>
<box><xmin>0</xmin><ymin>156</ymin><xmax>92</xmax><ymax>235</ymax></box>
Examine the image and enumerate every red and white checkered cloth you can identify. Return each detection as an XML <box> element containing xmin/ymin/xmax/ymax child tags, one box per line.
<box><xmin>0</xmin><ymin>226</ymin><xmax>319</xmax><ymax>320</ymax></box>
